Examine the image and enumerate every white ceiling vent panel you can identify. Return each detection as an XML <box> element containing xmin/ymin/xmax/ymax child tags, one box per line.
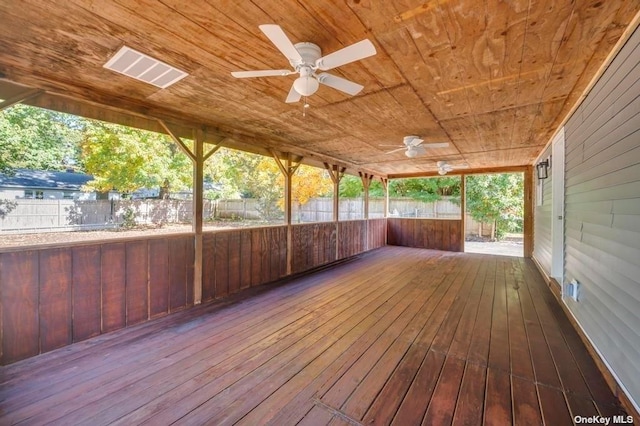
<box><xmin>103</xmin><ymin>46</ymin><xmax>188</xmax><ymax>89</ymax></box>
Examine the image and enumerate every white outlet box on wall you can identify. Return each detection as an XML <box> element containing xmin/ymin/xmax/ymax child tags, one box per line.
<box><xmin>566</xmin><ymin>279</ymin><xmax>580</xmax><ymax>301</ymax></box>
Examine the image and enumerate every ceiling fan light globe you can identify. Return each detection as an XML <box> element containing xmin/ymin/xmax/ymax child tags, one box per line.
<box><xmin>405</xmin><ymin>148</ymin><xmax>418</xmax><ymax>158</ymax></box>
<box><xmin>293</xmin><ymin>76</ymin><xmax>319</xmax><ymax>96</ymax></box>
<box><xmin>438</xmin><ymin>169</ymin><xmax>447</xmax><ymax>175</ymax></box>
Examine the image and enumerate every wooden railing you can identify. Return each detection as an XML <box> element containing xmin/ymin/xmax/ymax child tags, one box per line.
<box><xmin>387</xmin><ymin>218</ymin><xmax>462</xmax><ymax>252</ymax></box>
<box><xmin>0</xmin><ymin>219</ymin><xmax>386</xmax><ymax>364</ymax></box>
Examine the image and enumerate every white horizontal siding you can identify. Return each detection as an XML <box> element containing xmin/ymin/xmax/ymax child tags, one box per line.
<box><xmin>534</xmin><ymin>146</ymin><xmax>553</xmax><ymax>274</ymax></box>
<box><xmin>563</xmin><ymin>24</ymin><xmax>640</xmax><ymax>410</ymax></box>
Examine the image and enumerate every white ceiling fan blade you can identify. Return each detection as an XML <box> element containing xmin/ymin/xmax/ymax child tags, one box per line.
<box><xmin>413</xmin><ymin>145</ymin><xmax>426</xmax><ymax>154</ymax></box>
<box><xmin>231</xmin><ymin>69</ymin><xmax>293</xmax><ymax>78</ymax></box>
<box><xmin>285</xmin><ymin>83</ymin><xmax>302</xmax><ymax>103</ymax></box>
<box><xmin>259</xmin><ymin>24</ymin><xmax>303</xmax><ymax>63</ymax></box>
<box><xmin>316</xmin><ymin>39</ymin><xmax>376</xmax><ymax>71</ymax></box>
<box><xmin>422</xmin><ymin>142</ymin><xmax>450</xmax><ymax>149</ymax></box>
<box><xmin>385</xmin><ymin>147</ymin><xmax>407</xmax><ymax>154</ymax></box>
<box><xmin>316</xmin><ymin>73</ymin><xmax>364</xmax><ymax>96</ymax></box>
<box><xmin>409</xmin><ymin>138</ymin><xmax>424</xmax><ymax>147</ymax></box>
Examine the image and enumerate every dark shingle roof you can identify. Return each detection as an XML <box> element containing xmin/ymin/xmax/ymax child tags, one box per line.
<box><xmin>0</xmin><ymin>169</ymin><xmax>93</xmax><ymax>190</ymax></box>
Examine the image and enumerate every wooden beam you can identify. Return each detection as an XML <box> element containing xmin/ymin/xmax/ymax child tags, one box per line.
<box><xmin>158</xmin><ymin>119</ymin><xmax>195</xmax><ymax>161</ymax></box>
<box><xmin>204</xmin><ymin>144</ymin><xmax>221</xmax><ymax>162</ymax></box>
<box><xmin>0</xmin><ymin>88</ymin><xmax>43</xmax><ymax>111</ymax></box>
<box><xmin>388</xmin><ymin>165</ymin><xmax>529</xmax><ymax>179</ymax></box>
<box><xmin>21</xmin><ymin>89</ymin><xmax>377</xmax><ymax>178</ymax></box>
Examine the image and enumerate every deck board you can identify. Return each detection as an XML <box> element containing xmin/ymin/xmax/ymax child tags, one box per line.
<box><xmin>0</xmin><ymin>246</ymin><xmax>627</xmax><ymax>425</ymax></box>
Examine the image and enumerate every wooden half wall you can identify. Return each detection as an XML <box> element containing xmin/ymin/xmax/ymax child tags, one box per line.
<box><xmin>0</xmin><ymin>219</ymin><xmax>386</xmax><ymax>364</ymax></box>
<box><xmin>0</xmin><ymin>235</ymin><xmax>194</xmax><ymax>364</ymax></box>
<box><xmin>387</xmin><ymin>218</ymin><xmax>463</xmax><ymax>252</ymax></box>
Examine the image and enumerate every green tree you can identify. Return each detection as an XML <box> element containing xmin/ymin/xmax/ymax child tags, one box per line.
<box><xmin>204</xmin><ymin>149</ymin><xmax>282</xmax><ymax>219</ymax></box>
<box><xmin>389</xmin><ymin>177</ymin><xmax>460</xmax><ymax>202</ymax></box>
<box><xmin>339</xmin><ymin>175</ymin><xmax>393</xmax><ymax>198</ymax></box>
<box><xmin>0</xmin><ymin>104</ymin><xmax>84</xmax><ymax>173</ymax></box>
<box><xmin>339</xmin><ymin>175</ymin><xmax>364</xmax><ymax>198</ymax></box>
<box><xmin>465</xmin><ymin>173</ymin><xmax>523</xmax><ymax>239</ymax></box>
<box><xmin>81</xmin><ymin>121</ymin><xmax>192</xmax><ymax>195</ymax></box>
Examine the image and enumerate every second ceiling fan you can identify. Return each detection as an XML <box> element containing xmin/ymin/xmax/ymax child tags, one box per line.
<box><xmin>231</xmin><ymin>25</ymin><xmax>376</xmax><ymax>103</ymax></box>
<box><xmin>382</xmin><ymin>136</ymin><xmax>449</xmax><ymax>158</ymax></box>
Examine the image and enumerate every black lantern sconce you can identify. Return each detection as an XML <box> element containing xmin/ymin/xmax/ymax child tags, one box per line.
<box><xmin>536</xmin><ymin>159</ymin><xmax>549</xmax><ymax>180</ymax></box>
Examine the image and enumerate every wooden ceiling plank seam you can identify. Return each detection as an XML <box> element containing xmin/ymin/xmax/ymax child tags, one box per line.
<box><xmin>107</xmin><ymin>0</ymin><xmax>284</xmax><ymax>75</ymax></box>
<box><xmin>530</xmin><ymin>8</ymin><xmax>640</xmax><ymax>164</ymax></box>
<box><xmin>431</xmin><ymin>0</ymin><xmax>486</xmax><ymax>165</ymax></box>
<box><xmin>504</xmin><ymin>0</ymin><xmax>532</xmax><ymax>151</ymax></box>
<box><xmin>63</xmin><ymin>0</ymin><xmax>325</xmax><ymax>112</ymax></box>
<box><xmin>526</xmin><ymin>0</ymin><xmax>633</xmax><ymax>150</ymax></box>
<box><xmin>385</xmin><ymin>86</ymin><xmax>461</xmax><ymax>157</ymax></box>
<box><xmin>517</xmin><ymin>0</ymin><xmax>575</xmax><ymax>149</ymax></box>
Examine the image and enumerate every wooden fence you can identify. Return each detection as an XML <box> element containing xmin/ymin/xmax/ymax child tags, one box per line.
<box><xmin>387</xmin><ymin>218</ymin><xmax>463</xmax><ymax>252</ymax></box>
<box><xmin>0</xmin><ymin>219</ymin><xmax>386</xmax><ymax>364</ymax></box>
<box><xmin>1</xmin><ymin>198</ymin><xmax>495</xmax><ymax>232</ymax></box>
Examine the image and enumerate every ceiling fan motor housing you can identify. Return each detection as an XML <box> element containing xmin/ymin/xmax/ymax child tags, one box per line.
<box><xmin>291</xmin><ymin>42</ymin><xmax>322</xmax><ymax>69</ymax></box>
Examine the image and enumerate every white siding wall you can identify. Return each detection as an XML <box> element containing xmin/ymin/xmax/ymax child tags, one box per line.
<box><xmin>533</xmin><ymin>146</ymin><xmax>553</xmax><ymax>274</ymax></box>
<box><xmin>563</xmin><ymin>25</ymin><xmax>640</xmax><ymax>409</ymax></box>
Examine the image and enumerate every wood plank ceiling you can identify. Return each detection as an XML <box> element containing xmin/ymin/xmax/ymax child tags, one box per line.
<box><xmin>0</xmin><ymin>0</ymin><xmax>637</xmax><ymax>177</ymax></box>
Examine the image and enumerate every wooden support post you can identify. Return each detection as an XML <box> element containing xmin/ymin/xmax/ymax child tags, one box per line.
<box><xmin>523</xmin><ymin>165</ymin><xmax>534</xmax><ymax>258</ymax></box>
<box><xmin>324</xmin><ymin>163</ymin><xmax>345</xmax><ymax>259</ymax></box>
<box><xmin>359</xmin><ymin>172</ymin><xmax>373</xmax><ymax>220</ymax></box>
<box><xmin>460</xmin><ymin>174</ymin><xmax>466</xmax><ymax>253</ymax></box>
<box><xmin>193</xmin><ymin>128</ymin><xmax>204</xmax><ymax>305</ymax></box>
<box><xmin>380</xmin><ymin>177</ymin><xmax>389</xmax><ymax>245</ymax></box>
<box><xmin>380</xmin><ymin>177</ymin><xmax>389</xmax><ymax>217</ymax></box>
<box><xmin>324</xmin><ymin>163</ymin><xmax>345</xmax><ymax>221</ymax></box>
<box><xmin>271</xmin><ymin>150</ymin><xmax>302</xmax><ymax>275</ymax></box>
<box><xmin>159</xmin><ymin>120</ymin><xmax>221</xmax><ymax>305</ymax></box>
<box><xmin>360</xmin><ymin>172</ymin><xmax>373</xmax><ymax>250</ymax></box>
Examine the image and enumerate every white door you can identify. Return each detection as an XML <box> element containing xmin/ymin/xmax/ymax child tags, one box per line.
<box><xmin>551</xmin><ymin>128</ymin><xmax>565</xmax><ymax>281</ymax></box>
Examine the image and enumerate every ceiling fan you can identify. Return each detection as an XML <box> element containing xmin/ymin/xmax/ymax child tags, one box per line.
<box><xmin>437</xmin><ymin>160</ymin><xmax>469</xmax><ymax>175</ymax></box>
<box><xmin>231</xmin><ymin>24</ymin><xmax>376</xmax><ymax>103</ymax></box>
<box><xmin>382</xmin><ymin>136</ymin><xmax>449</xmax><ymax>158</ymax></box>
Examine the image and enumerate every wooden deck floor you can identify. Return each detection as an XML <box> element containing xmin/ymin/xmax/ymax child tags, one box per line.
<box><xmin>0</xmin><ymin>246</ymin><xmax>627</xmax><ymax>425</ymax></box>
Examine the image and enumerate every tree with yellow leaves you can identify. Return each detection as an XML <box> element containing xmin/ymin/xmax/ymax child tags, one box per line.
<box><xmin>206</xmin><ymin>148</ymin><xmax>332</xmax><ymax>222</ymax></box>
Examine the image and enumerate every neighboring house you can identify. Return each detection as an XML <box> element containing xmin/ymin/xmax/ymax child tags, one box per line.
<box><xmin>0</xmin><ymin>168</ymin><xmax>96</xmax><ymax>200</ymax></box>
